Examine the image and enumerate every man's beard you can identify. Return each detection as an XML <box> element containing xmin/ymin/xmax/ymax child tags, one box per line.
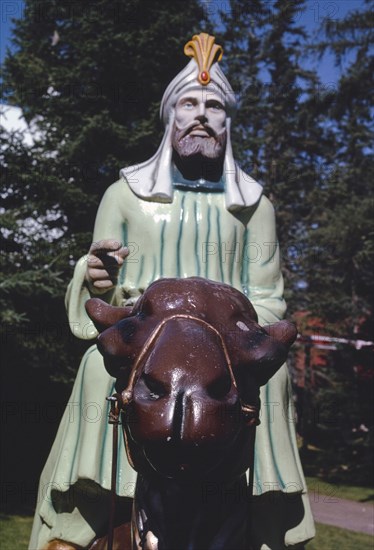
<box><xmin>173</xmin><ymin>126</ymin><xmax>227</xmax><ymax>159</ymax></box>
<box><xmin>172</xmin><ymin>123</ymin><xmax>227</xmax><ymax>181</ymax></box>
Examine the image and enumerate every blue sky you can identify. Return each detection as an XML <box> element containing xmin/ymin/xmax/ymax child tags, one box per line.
<box><xmin>0</xmin><ymin>0</ymin><xmax>366</xmax><ymax>88</ymax></box>
<box><xmin>294</xmin><ymin>0</ymin><xmax>367</xmax><ymax>82</ymax></box>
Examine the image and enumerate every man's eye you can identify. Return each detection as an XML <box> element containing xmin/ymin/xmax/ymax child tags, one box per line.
<box><xmin>183</xmin><ymin>102</ymin><xmax>194</xmax><ymax>109</ymax></box>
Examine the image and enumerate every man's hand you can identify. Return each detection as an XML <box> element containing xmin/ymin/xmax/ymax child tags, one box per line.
<box><xmin>85</xmin><ymin>239</ymin><xmax>129</xmax><ymax>293</ymax></box>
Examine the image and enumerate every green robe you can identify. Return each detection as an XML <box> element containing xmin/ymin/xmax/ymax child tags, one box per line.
<box><xmin>30</xmin><ymin>178</ymin><xmax>315</xmax><ymax>549</ymax></box>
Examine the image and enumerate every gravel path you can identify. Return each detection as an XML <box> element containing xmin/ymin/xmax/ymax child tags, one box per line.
<box><xmin>309</xmin><ymin>494</ymin><xmax>374</xmax><ymax>535</ymax></box>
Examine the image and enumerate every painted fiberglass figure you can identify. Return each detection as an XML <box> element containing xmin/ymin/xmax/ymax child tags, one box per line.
<box><xmin>30</xmin><ymin>34</ymin><xmax>315</xmax><ymax>550</ymax></box>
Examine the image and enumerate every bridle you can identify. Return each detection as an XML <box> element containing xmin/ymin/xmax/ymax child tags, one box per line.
<box><xmin>105</xmin><ymin>313</ymin><xmax>260</xmax><ymax>549</ymax></box>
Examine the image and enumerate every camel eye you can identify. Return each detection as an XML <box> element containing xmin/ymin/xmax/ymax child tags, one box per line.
<box><xmin>207</xmin><ymin>375</ymin><xmax>231</xmax><ymax>400</ymax></box>
<box><xmin>142</xmin><ymin>374</ymin><xmax>167</xmax><ymax>400</ymax></box>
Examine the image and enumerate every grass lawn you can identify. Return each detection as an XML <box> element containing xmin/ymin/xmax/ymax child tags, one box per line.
<box><xmin>0</xmin><ymin>515</ymin><xmax>373</xmax><ymax>550</ymax></box>
<box><xmin>0</xmin><ymin>514</ymin><xmax>33</xmax><ymax>550</ymax></box>
<box><xmin>309</xmin><ymin>522</ymin><xmax>374</xmax><ymax>549</ymax></box>
<box><xmin>306</xmin><ymin>475</ymin><xmax>374</xmax><ymax>502</ymax></box>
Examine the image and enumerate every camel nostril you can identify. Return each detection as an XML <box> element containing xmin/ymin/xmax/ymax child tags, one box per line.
<box><xmin>206</xmin><ymin>375</ymin><xmax>232</xmax><ymax>400</ymax></box>
<box><xmin>172</xmin><ymin>391</ymin><xmax>185</xmax><ymax>440</ymax></box>
<box><xmin>143</xmin><ymin>374</ymin><xmax>167</xmax><ymax>400</ymax></box>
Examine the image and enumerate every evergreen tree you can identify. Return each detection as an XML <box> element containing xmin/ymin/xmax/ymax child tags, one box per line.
<box><xmin>260</xmin><ymin>0</ymin><xmax>324</xmax><ymax>307</ymax></box>
<box><xmin>221</xmin><ymin>0</ymin><xmax>325</xmax><ymax>311</ymax></box>
<box><xmin>296</xmin><ymin>0</ymin><xmax>374</xmax><ymax>484</ymax></box>
<box><xmin>219</xmin><ymin>0</ymin><xmax>269</xmax><ymax>172</ymax></box>
<box><xmin>305</xmin><ymin>0</ymin><xmax>374</xmax><ymax>333</ymax></box>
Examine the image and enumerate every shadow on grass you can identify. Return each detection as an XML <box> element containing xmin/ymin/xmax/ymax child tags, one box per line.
<box><xmin>360</xmin><ymin>494</ymin><xmax>374</xmax><ymax>502</ymax></box>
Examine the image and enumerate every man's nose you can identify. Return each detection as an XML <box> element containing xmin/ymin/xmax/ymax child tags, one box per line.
<box><xmin>196</xmin><ymin>103</ymin><xmax>207</xmax><ymax>121</ymax></box>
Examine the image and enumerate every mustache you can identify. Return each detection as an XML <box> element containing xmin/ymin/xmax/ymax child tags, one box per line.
<box><xmin>179</xmin><ymin>122</ymin><xmax>217</xmax><ymax>139</ymax></box>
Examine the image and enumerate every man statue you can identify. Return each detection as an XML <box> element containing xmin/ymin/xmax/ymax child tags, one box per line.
<box><xmin>30</xmin><ymin>33</ymin><xmax>315</xmax><ymax>549</ymax></box>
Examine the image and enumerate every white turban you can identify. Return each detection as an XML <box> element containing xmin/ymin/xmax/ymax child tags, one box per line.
<box><xmin>120</xmin><ymin>39</ymin><xmax>262</xmax><ymax>211</ymax></box>
<box><xmin>160</xmin><ymin>59</ymin><xmax>237</xmax><ymax>126</ymax></box>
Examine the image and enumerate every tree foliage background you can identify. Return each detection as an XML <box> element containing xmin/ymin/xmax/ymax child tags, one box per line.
<box><xmin>1</xmin><ymin>0</ymin><xmax>373</xmax><ymax>511</ymax></box>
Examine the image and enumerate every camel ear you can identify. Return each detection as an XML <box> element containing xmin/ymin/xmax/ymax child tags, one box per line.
<box><xmin>229</xmin><ymin>319</ymin><xmax>298</xmax><ymax>388</ymax></box>
<box><xmin>85</xmin><ymin>298</ymin><xmax>133</xmax><ymax>332</ymax></box>
<box><xmin>262</xmin><ymin>320</ymin><xmax>298</xmax><ymax>347</ymax></box>
<box><xmin>253</xmin><ymin>321</ymin><xmax>298</xmax><ymax>386</ymax></box>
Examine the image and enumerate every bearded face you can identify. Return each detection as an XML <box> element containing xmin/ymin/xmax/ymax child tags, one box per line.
<box><xmin>172</xmin><ymin>91</ymin><xmax>227</xmax><ymax>175</ymax></box>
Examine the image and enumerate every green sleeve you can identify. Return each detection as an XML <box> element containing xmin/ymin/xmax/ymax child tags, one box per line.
<box><xmin>242</xmin><ymin>195</ymin><xmax>287</xmax><ymax>325</ymax></box>
<box><xmin>65</xmin><ymin>179</ymin><xmax>127</xmax><ymax>339</ymax></box>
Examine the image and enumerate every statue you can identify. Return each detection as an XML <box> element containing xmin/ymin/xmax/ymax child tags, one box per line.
<box><xmin>30</xmin><ymin>33</ymin><xmax>315</xmax><ymax>549</ymax></box>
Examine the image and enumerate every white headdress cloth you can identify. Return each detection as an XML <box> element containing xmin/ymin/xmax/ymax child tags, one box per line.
<box><xmin>120</xmin><ymin>60</ymin><xmax>262</xmax><ymax>211</ymax></box>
